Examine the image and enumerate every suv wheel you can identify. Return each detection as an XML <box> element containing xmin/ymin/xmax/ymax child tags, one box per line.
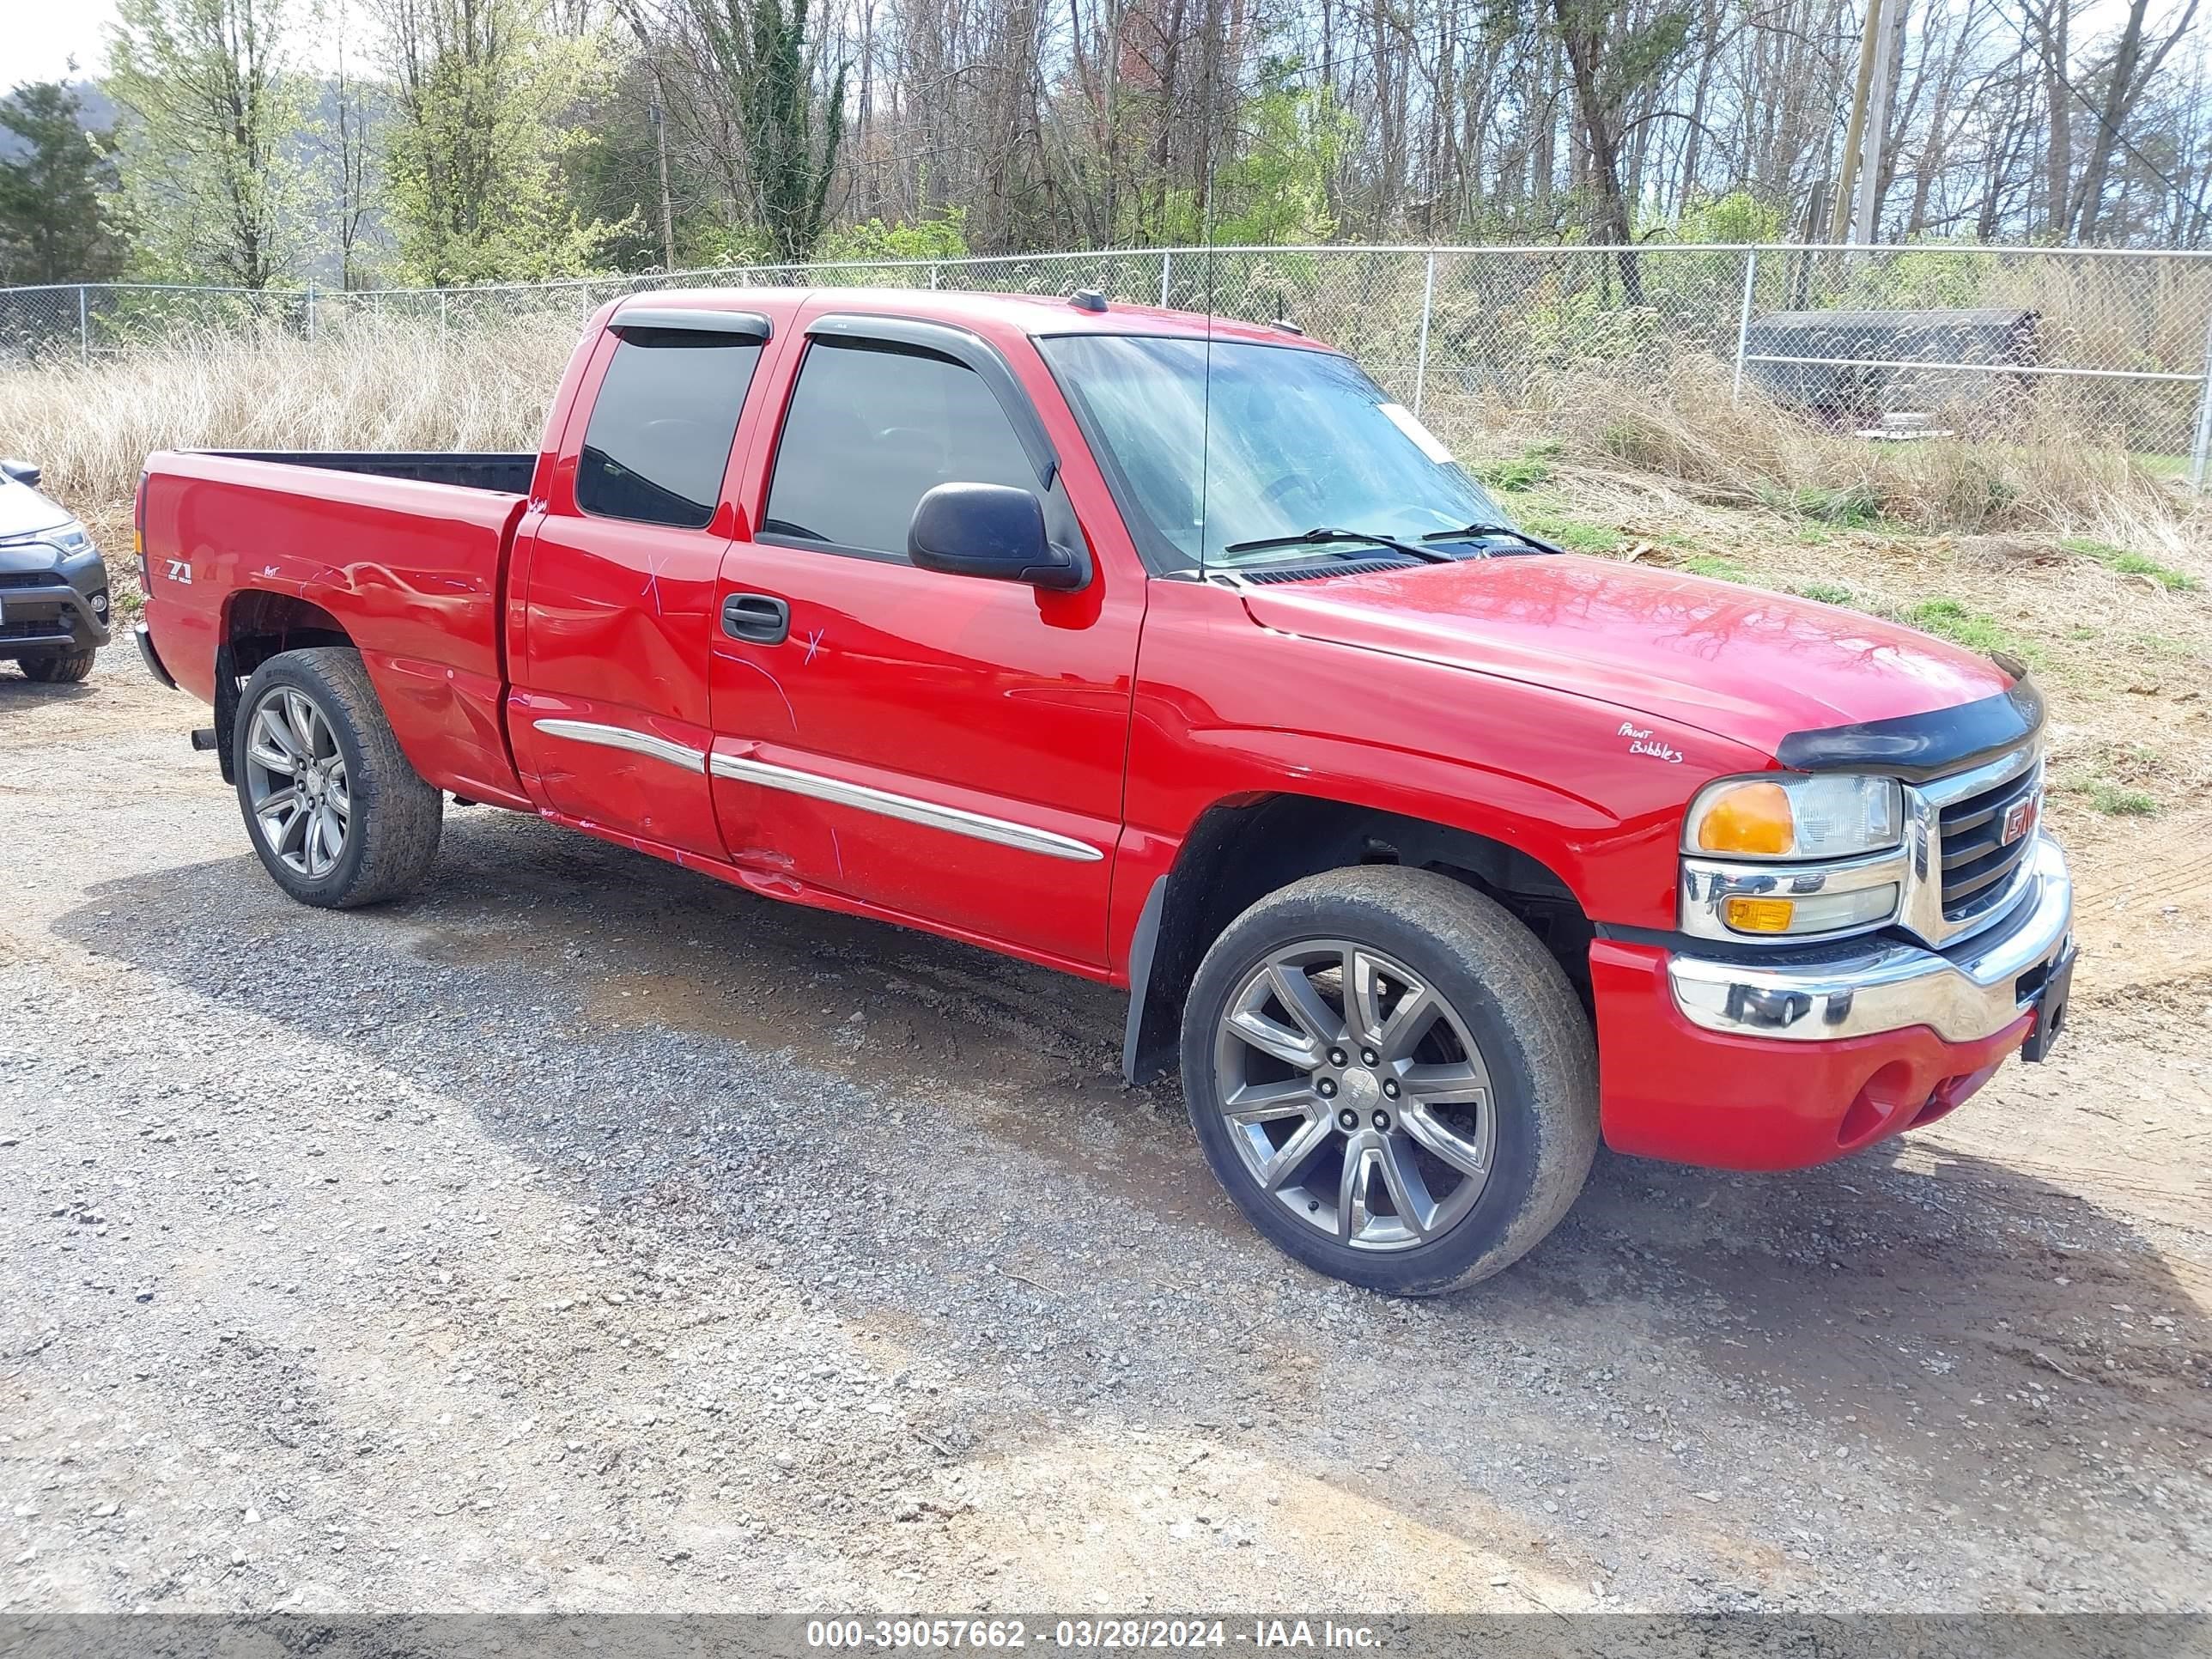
<box><xmin>1181</xmin><ymin>866</ymin><xmax>1598</xmax><ymax>1295</ymax></box>
<box><xmin>19</xmin><ymin>649</ymin><xmax>95</xmax><ymax>684</ymax></box>
<box><xmin>234</xmin><ymin>647</ymin><xmax>443</xmax><ymax>908</ymax></box>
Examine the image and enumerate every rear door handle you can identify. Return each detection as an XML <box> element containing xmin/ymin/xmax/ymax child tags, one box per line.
<box><xmin>721</xmin><ymin>592</ymin><xmax>790</xmax><ymax>645</ymax></box>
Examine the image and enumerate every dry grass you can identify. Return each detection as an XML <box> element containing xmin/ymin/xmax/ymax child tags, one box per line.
<box><xmin>9</xmin><ymin>317</ymin><xmax>2203</xmax><ymax>558</ymax></box>
<box><xmin>1440</xmin><ymin>431</ymin><xmax>2212</xmax><ymax>885</ymax></box>
<box><xmin>0</xmin><ymin>317</ymin><xmax>578</xmax><ymax>510</ymax></box>
<box><xmin>1433</xmin><ymin>358</ymin><xmax>2212</xmax><ymax>562</ymax></box>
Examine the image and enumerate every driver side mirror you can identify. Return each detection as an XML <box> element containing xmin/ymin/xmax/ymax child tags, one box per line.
<box><xmin>2</xmin><ymin>458</ymin><xmax>42</xmax><ymax>489</ymax></box>
<box><xmin>908</xmin><ymin>482</ymin><xmax>1088</xmax><ymax>592</ymax></box>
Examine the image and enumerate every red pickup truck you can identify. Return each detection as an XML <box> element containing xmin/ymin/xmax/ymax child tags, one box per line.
<box><xmin>134</xmin><ymin>287</ymin><xmax>2076</xmax><ymax>1294</ymax></box>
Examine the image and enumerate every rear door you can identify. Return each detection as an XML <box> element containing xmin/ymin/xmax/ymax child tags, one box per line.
<box><xmin>507</xmin><ymin>308</ymin><xmax>770</xmax><ymax>856</ymax></box>
<box><xmin>705</xmin><ymin>311</ymin><xmax>1143</xmax><ymax>970</ymax></box>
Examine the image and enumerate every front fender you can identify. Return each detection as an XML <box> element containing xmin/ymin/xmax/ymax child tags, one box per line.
<box><xmin>1111</xmin><ymin>581</ymin><xmax>1773</xmax><ymax>978</ymax></box>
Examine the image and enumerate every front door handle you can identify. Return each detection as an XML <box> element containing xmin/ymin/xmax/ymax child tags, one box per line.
<box><xmin>721</xmin><ymin>592</ymin><xmax>791</xmax><ymax>645</ymax></box>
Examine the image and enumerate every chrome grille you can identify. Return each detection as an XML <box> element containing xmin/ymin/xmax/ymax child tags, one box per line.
<box><xmin>1938</xmin><ymin>760</ymin><xmax>2041</xmax><ymax>923</ymax></box>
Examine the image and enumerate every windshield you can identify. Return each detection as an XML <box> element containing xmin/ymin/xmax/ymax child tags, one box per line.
<box><xmin>1038</xmin><ymin>334</ymin><xmax>1510</xmax><ymax>570</ymax></box>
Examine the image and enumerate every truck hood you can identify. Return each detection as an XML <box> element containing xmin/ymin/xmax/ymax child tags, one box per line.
<box><xmin>1237</xmin><ymin>554</ymin><xmax>2015</xmax><ymax>761</ymax></box>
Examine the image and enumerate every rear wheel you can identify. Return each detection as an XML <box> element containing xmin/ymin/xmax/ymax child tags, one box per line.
<box><xmin>18</xmin><ymin>649</ymin><xmax>95</xmax><ymax>684</ymax></box>
<box><xmin>1181</xmin><ymin>866</ymin><xmax>1598</xmax><ymax>1295</ymax></box>
<box><xmin>234</xmin><ymin>647</ymin><xmax>443</xmax><ymax>908</ymax></box>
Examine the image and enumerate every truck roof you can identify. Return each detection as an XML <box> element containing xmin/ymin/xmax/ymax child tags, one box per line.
<box><xmin>607</xmin><ymin>286</ymin><xmax>1334</xmax><ymax>351</ymax></box>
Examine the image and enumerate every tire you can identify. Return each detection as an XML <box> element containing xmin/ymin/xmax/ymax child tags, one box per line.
<box><xmin>19</xmin><ymin>649</ymin><xmax>95</xmax><ymax>684</ymax></box>
<box><xmin>1181</xmin><ymin>866</ymin><xmax>1598</xmax><ymax>1296</ymax></box>
<box><xmin>233</xmin><ymin>647</ymin><xmax>443</xmax><ymax>908</ymax></box>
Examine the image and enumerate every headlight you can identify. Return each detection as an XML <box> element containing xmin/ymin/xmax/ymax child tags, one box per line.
<box><xmin>1684</xmin><ymin>773</ymin><xmax>1902</xmax><ymax>861</ymax></box>
<box><xmin>1</xmin><ymin>522</ymin><xmax>93</xmax><ymax>555</ymax></box>
<box><xmin>1680</xmin><ymin>771</ymin><xmax>1907</xmax><ymax>941</ymax></box>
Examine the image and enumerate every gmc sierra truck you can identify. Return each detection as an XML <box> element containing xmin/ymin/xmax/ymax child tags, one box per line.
<box><xmin>134</xmin><ymin>287</ymin><xmax>2076</xmax><ymax>1294</ymax></box>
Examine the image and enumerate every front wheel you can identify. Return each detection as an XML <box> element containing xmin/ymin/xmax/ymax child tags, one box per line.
<box><xmin>18</xmin><ymin>649</ymin><xmax>96</xmax><ymax>684</ymax></box>
<box><xmin>234</xmin><ymin>647</ymin><xmax>443</xmax><ymax>908</ymax></box>
<box><xmin>1181</xmin><ymin>866</ymin><xmax>1599</xmax><ymax>1295</ymax></box>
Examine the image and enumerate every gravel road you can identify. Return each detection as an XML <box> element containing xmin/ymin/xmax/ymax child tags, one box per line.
<box><xmin>2</xmin><ymin>646</ymin><xmax>2207</xmax><ymax>1615</ymax></box>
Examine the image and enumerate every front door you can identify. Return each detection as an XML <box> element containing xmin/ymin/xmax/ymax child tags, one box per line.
<box><xmin>707</xmin><ymin>314</ymin><xmax>1141</xmax><ymax>970</ymax></box>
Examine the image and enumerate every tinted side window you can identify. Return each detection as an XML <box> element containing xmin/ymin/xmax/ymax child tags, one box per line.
<box><xmin>576</xmin><ymin>330</ymin><xmax>762</xmax><ymax>528</ymax></box>
<box><xmin>764</xmin><ymin>339</ymin><xmax>1037</xmax><ymax>556</ymax></box>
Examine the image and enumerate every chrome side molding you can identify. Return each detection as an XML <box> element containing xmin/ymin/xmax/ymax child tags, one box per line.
<box><xmin>532</xmin><ymin>718</ymin><xmax>707</xmax><ymax>775</ymax></box>
<box><xmin>708</xmin><ymin>751</ymin><xmax>1103</xmax><ymax>862</ymax></box>
<box><xmin>533</xmin><ymin>717</ymin><xmax>1104</xmax><ymax>863</ymax></box>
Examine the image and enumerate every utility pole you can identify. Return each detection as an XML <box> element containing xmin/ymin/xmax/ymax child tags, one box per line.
<box><xmin>1829</xmin><ymin>0</ymin><xmax>1886</xmax><ymax>243</ymax></box>
<box><xmin>1850</xmin><ymin>0</ymin><xmax>1905</xmax><ymax>245</ymax></box>
<box><xmin>651</xmin><ymin>100</ymin><xmax>677</xmax><ymax>271</ymax></box>
<box><xmin>616</xmin><ymin>0</ymin><xmax>679</xmax><ymax>271</ymax></box>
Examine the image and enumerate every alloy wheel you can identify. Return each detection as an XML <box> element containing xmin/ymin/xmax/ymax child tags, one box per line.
<box><xmin>1211</xmin><ymin>939</ymin><xmax>1495</xmax><ymax>1250</ymax></box>
<box><xmin>244</xmin><ymin>687</ymin><xmax>352</xmax><ymax>879</ymax></box>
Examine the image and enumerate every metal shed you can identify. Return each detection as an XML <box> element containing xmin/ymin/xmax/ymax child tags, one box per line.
<box><xmin>1742</xmin><ymin>307</ymin><xmax>2040</xmax><ymax>428</ymax></box>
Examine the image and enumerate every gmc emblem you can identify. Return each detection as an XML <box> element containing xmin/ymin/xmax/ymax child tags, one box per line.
<box><xmin>2000</xmin><ymin>793</ymin><xmax>2040</xmax><ymax>846</ymax></box>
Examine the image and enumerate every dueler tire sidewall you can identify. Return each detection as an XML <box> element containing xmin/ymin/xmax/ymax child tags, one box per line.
<box><xmin>1180</xmin><ymin>872</ymin><xmax>1590</xmax><ymax>1296</ymax></box>
<box><xmin>234</xmin><ymin>657</ymin><xmax>377</xmax><ymax>906</ymax></box>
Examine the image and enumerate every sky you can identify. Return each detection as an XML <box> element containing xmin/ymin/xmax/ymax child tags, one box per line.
<box><xmin>7</xmin><ymin>0</ymin><xmax>120</xmax><ymax>87</ymax></box>
<box><xmin>0</xmin><ymin>0</ymin><xmax>2173</xmax><ymax>99</ymax></box>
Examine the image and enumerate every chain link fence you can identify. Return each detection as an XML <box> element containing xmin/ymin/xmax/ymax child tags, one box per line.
<box><xmin>7</xmin><ymin>244</ymin><xmax>2211</xmax><ymax>482</ymax></box>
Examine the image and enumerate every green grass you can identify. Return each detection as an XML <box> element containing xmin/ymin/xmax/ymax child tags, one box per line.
<box><xmin>1519</xmin><ymin>512</ymin><xmax>1622</xmax><ymax>554</ymax></box>
<box><xmin>1790</xmin><ymin>581</ymin><xmax>1858</xmax><ymax>606</ymax></box>
<box><xmin>1474</xmin><ymin>440</ymin><xmax>1566</xmax><ymax>495</ymax></box>
<box><xmin>1476</xmin><ymin>456</ymin><xmax>1553</xmax><ymax>492</ymax></box>
<box><xmin>2130</xmin><ymin>630</ymin><xmax>2201</xmax><ymax>660</ymax></box>
<box><xmin>1902</xmin><ymin>598</ymin><xmax>2034</xmax><ymax>659</ymax></box>
<box><xmin>1679</xmin><ymin>555</ymin><xmax>1750</xmax><ymax>583</ymax></box>
<box><xmin>1755</xmin><ymin>482</ymin><xmax>1882</xmax><ymax>527</ymax></box>
<box><xmin>2057</xmin><ymin>536</ymin><xmax>2200</xmax><ymax>592</ymax></box>
<box><xmin>2087</xmin><ymin>784</ymin><xmax>2160</xmax><ymax>816</ymax></box>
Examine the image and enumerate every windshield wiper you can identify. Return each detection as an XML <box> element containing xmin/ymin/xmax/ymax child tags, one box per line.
<box><xmin>1418</xmin><ymin>521</ymin><xmax>1564</xmax><ymax>556</ymax></box>
<box><xmin>1221</xmin><ymin>526</ymin><xmax>1454</xmax><ymax>564</ymax></box>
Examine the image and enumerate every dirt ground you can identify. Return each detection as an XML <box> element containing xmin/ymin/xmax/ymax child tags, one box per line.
<box><xmin>1</xmin><ymin>537</ymin><xmax>2209</xmax><ymax>1615</ymax></box>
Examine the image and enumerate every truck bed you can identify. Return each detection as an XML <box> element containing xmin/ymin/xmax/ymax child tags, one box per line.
<box><xmin>196</xmin><ymin>451</ymin><xmax>537</xmax><ymax>495</ymax></box>
<box><xmin>138</xmin><ymin>447</ymin><xmax>534</xmax><ymax>811</ymax></box>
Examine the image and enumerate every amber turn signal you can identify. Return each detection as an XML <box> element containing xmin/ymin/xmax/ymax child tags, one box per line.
<box><xmin>1695</xmin><ymin>781</ymin><xmax>1793</xmax><ymax>855</ymax></box>
<box><xmin>1723</xmin><ymin>896</ymin><xmax>1796</xmax><ymax>933</ymax></box>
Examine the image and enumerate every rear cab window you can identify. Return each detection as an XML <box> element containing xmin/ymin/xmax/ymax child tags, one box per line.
<box><xmin>577</xmin><ymin>326</ymin><xmax>763</xmax><ymax>528</ymax></box>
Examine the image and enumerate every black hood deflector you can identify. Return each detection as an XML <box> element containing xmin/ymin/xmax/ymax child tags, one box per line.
<box><xmin>1774</xmin><ymin>670</ymin><xmax>2044</xmax><ymax>781</ymax></box>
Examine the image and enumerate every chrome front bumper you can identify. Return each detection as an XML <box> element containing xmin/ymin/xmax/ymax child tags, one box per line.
<box><xmin>1668</xmin><ymin>834</ymin><xmax>2073</xmax><ymax>1043</ymax></box>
